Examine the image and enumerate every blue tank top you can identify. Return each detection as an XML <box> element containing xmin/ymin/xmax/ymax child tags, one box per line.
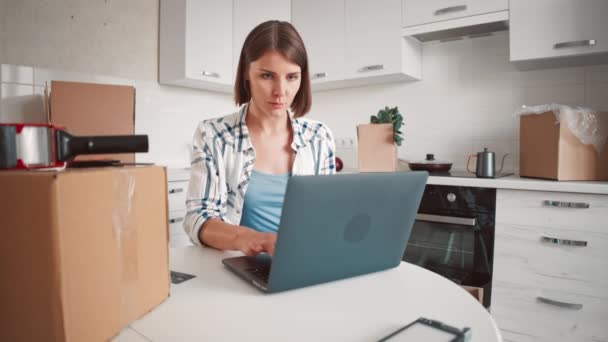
<box><xmin>239</xmin><ymin>169</ymin><xmax>290</xmax><ymax>233</ymax></box>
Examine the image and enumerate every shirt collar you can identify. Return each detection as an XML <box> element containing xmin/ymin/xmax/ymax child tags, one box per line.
<box><xmin>235</xmin><ymin>102</ymin><xmax>308</xmax><ymax>152</ymax></box>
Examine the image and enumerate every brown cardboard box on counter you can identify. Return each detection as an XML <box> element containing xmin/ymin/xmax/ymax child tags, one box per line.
<box><xmin>520</xmin><ymin>111</ymin><xmax>608</xmax><ymax>181</ymax></box>
<box><xmin>0</xmin><ymin>166</ymin><xmax>169</xmax><ymax>342</ymax></box>
<box><xmin>357</xmin><ymin>123</ymin><xmax>398</xmax><ymax>172</ymax></box>
<box><xmin>50</xmin><ymin>81</ymin><xmax>136</xmax><ymax>163</ymax></box>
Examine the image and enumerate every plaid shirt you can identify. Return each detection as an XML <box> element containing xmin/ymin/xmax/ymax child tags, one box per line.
<box><xmin>184</xmin><ymin>103</ymin><xmax>336</xmax><ymax>246</ymax></box>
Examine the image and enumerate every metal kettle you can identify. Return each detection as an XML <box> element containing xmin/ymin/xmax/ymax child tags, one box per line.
<box><xmin>467</xmin><ymin>148</ymin><xmax>509</xmax><ymax>178</ymax></box>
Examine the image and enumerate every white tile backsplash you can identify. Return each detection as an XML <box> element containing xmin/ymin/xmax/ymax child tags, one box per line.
<box><xmin>585</xmin><ymin>83</ymin><xmax>608</xmax><ymax>111</ymax></box>
<box><xmin>0</xmin><ymin>83</ymin><xmax>46</xmax><ymax>122</ymax></box>
<box><xmin>33</xmin><ymin>67</ymin><xmax>136</xmax><ymax>87</ymax></box>
<box><xmin>1</xmin><ymin>65</ymin><xmax>34</xmax><ymax>84</ymax></box>
<box><xmin>585</xmin><ymin>65</ymin><xmax>608</xmax><ymax>84</ymax></box>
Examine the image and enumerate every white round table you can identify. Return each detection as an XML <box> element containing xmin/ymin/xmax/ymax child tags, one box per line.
<box><xmin>115</xmin><ymin>246</ymin><xmax>502</xmax><ymax>341</ymax></box>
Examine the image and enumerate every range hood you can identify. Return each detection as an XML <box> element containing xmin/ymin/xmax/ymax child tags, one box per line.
<box><xmin>402</xmin><ymin>10</ymin><xmax>509</xmax><ymax>42</ymax></box>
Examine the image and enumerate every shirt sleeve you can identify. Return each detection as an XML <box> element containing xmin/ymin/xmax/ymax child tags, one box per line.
<box><xmin>319</xmin><ymin>124</ymin><xmax>336</xmax><ymax>175</ymax></box>
<box><xmin>183</xmin><ymin>122</ymin><xmax>226</xmax><ymax>246</ymax></box>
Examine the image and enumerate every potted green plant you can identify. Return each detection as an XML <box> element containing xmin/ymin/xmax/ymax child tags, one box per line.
<box><xmin>370</xmin><ymin>106</ymin><xmax>404</xmax><ymax>146</ymax></box>
<box><xmin>357</xmin><ymin>106</ymin><xmax>404</xmax><ymax>172</ymax></box>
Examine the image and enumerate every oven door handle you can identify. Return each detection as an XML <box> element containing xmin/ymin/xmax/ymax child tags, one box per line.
<box><xmin>415</xmin><ymin>214</ymin><xmax>477</xmax><ymax>227</ymax></box>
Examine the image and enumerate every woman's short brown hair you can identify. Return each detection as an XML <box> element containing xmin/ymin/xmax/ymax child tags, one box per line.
<box><xmin>234</xmin><ymin>20</ymin><xmax>311</xmax><ymax>118</ymax></box>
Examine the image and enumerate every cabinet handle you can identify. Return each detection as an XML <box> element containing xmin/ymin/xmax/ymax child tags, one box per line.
<box><xmin>416</xmin><ymin>213</ymin><xmax>476</xmax><ymax>227</ymax></box>
<box><xmin>358</xmin><ymin>64</ymin><xmax>384</xmax><ymax>73</ymax></box>
<box><xmin>537</xmin><ymin>296</ymin><xmax>583</xmax><ymax>310</ymax></box>
<box><xmin>201</xmin><ymin>70</ymin><xmax>220</xmax><ymax>78</ymax></box>
<box><xmin>434</xmin><ymin>5</ymin><xmax>467</xmax><ymax>16</ymax></box>
<box><xmin>542</xmin><ymin>200</ymin><xmax>589</xmax><ymax>209</ymax></box>
<box><xmin>169</xmin><ymin>217</ymin><xmax>184</xmax><ymax>224</ymax></box>
<box><xmin>541</xmin><ymin>235</ymin><xmax>588</xmax><ymax>247</ymax></box>
<box><xmin>312</xmin><ymin>72</ymin><xmax>328</xmax><ymax>80</ymax></box>
<box><xmin>554</xmin><ymin>39</ymin><xmax>596</xmax><ymax>49</ymax></box>
<box><xmin>169</xmin><ymin>188</ymin><xmax>184</xmax><ymax>194</ymax></box>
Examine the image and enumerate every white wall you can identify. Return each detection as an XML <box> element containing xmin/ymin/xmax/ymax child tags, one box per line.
<box><xmin>2</xmin><ymin>1</ymin><xmax>607</xmax><ymax>171</ymax></box>
<box><xmin>0</xmin><ymin>0</ymin><xmax>158</xmax><ymax>81</ymax></box>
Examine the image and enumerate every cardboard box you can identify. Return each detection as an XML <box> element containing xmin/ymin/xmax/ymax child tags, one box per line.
<box><xmin>357</xmin><ymin>124</ymin><xmax>398</xmax><ymax>172</ymax></box>
<box><xmin>50</xmin><ymin>81</ymin><xmax>136</xmax><ymax>163</ymax></box>
<box><xmin>520</xmin><ymin>111</ymin><xmax>608</xmax><ymax>181</ymax></box>
<box><xmin>462</xmin><ymin>286</ymin><xmax>484</xmax><ymax>305</ymax></box>
<box><xmin>0</xmin><ymin>166</ymin><xmax>170</xmax><ymax>342</ymax></box>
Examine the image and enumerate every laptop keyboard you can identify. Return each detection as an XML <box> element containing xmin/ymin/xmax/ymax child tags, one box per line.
<box><xmin>244</xmin><ymin>256</ymin><xmax>271</xmax><ymax>283</ymax></box>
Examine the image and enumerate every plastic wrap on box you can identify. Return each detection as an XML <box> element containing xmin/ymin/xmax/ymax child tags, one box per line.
<box><xmin>515</xmin><ymin>103</ymin><xmax>607</xmax><ymax>155</ymax></box>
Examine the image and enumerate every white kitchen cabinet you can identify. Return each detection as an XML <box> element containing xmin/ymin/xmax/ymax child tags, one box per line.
<box><xmin>510</xmin><ymin>0</ymin><xmax>608</xmax><ymax>70</ymax></box>
<box><xmin>492</xmin><ymin>188</ymin><xmax>608</xmax><ymax>342</ymax></box>
<box><xmin>159</xmin><ymin>0</ymin><xmax>233</xmax><ymax>93</ymax></box>
<box><xmin>294</xmin><ymin>0</ymin><xmax>421</xmax><ymax>91</ymax></box>
<box><xmin>400</xmin><ymin>0</ymin><xmax>508</xmax><ymax>42</ymax></box>
<box><xmin>167</xmin><ymin>174</ymin><xmax>194</xmax><ymax>247</ymax></box>
<box><xmin>345</xmin><ymin>0</ymin><xmax>403</xmax><ymax>80</ymax></box>
<box><xmin>292</xmin><ymin>0</ymin><xmax>345</xmax><ymax>85</ymax></box>
<box><xmin>232</xmin><ymin>0</ymin><xmax>291</xmax><ymax>81</ymax></box>
<box><xmin>402</xmin><ymin>0</ymin><xmax>508</xmax><ymax>27</ymax></box>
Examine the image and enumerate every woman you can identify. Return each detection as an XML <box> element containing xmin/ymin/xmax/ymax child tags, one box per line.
<box><xmin>184</xmin><ymin>21</ymin><xmax>336</xmax><ymax>256</ymax></box>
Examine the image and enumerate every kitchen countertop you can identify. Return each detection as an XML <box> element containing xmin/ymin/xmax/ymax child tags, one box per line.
<box><xmin>426</xmin><ymin>173</ymin><xmax>608</xmax><ymax>195</ymax></box>
<box><xmin>341</xmin><ymin>168</ymin><xmax>608</xmax><ymax>195</ymax></box>
<box><xmin>168</xmin><ymin>167</ymin><xmax>608</xmax><ymax>195</ymax></box>
<box><xmin>114</xmin><ymin>246</ymin><xmax>502</xmax><ymax>342</ymax></box>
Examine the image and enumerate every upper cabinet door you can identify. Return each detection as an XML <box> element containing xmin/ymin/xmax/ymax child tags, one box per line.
<box><xmin>232</xmin><ymin>0</ymin><xmax>291</xmax><ymax>81</ymax></box>
<box><xmin>402</xmin><ymin>0</ymin><xmax>507</xmax><ymax>27</ymax></box>
<box><xmin>160</xmin><ymin>0</ymin><xmax>233</xmax><ymax>92</ymax></box>
<box><xmin>292</xmin><ymin>0</ymin><xmax>345</xmax><ymax>84</ymax></box>
<box><xmin>510</xmin><ymin>0</ymin><xmax>608</xmax><ymax>63</ymax></box>
<box><xmin>345</xmin><ymin>0</ymin><xmax>403</xmax><ymax>78</ymax></box>
<box><xmin>185</xmin><ymin>0</ymin><xmax>232</xmax><ymax>85</ymax></box>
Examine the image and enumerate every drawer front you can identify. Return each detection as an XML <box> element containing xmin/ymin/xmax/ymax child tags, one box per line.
<box><xmin>168</xmin><ymin>180</ymin><xmax>188</xmax><ymax>212</ymax></box>
<box><xmin>402</xmin><ymin>0</ymin><xmax>507</xmax><ymax>27</ymax></box>
<box><xmin>496</xmin><ymin>189</ymin><xmax>608</xmax><ymax>232</ymax></box>
<box><xmin>492</xmin><ymin>282</ymin><xmax>608</xmax><ymax>342</ymax></box>
<box><xmin>494</xmin><ymin>222</ymin><xmax>608</xmax><ymax>297</ymax></box>
<box><xmin>169</xmin><ymin>210</ymin><xmax>193</xmax><ymax>247</ymax></box>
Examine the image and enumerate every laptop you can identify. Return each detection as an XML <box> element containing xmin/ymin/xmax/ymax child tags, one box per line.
<box><xmin>222</xmin><ymin>171</ymin><xmax>428</xmax><ymax>293</ymax></box>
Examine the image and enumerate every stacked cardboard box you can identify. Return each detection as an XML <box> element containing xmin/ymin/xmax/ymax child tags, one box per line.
<box><xmin>0</xmin><ymin>166</ymin><xmax>170</xmax><ymax>341</ymax></box>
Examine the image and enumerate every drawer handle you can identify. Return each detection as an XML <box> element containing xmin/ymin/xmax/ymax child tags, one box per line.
<box><xmin>541</xmin><ymin>235</ymin><xmax>588</xmax><ymax>247</ymax></box>
<box><xmin>416</xmin><ymin>213</ymin><xmax>476</xmax><ymax>227</ymax></box>
<box><xmin>312</xmin><ymin>72</ymin><xmax>328</xmax><ymax>79</ymax></box>
<box><xmin>201</xmin><ymin>70</ymin><xmax>220</xmax><ymax>78</ymax></box>
<box><xmin>537</xmin><ymin>296</ymin><xmax>583</xmax><ymax>310</ymax></box>
<box><xmin>169</xmin><ymin>217</ymin><xmax>184</xmax><ymax>224</ymax></box>
<box><xmin>554</xmin><ymin>39</ymin><xmax>596</xmax><ymax>49</ymax></box>
<box><xmin>169</xmin><ymin>188</ymin><xmax>184</xmax><ymax>194</ymax></box>
<box><xmin>434</xmin><ymin>5</ymin><xmax>467</xmax><ymax>16</ymax></box>
<box><xmin>542</xmin><ymin>200</ymin><xmax>589</xmax><ymax>209</ymax></box>
<box><xmin>358</xmin><ymin>64</ymin><xmax>384</xmax><ymax>73</ymax></box>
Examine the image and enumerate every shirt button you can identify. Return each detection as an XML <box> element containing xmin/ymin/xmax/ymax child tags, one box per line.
<box><xmin>236</xmin><ymin>209</ymin><xmax>241</xmax><ymax>214</ymax></box>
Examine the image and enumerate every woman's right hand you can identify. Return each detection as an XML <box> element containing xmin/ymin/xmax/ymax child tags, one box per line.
<box><xmin>235</xmin><ymin>228</ymin><xmax>277</xmax><ymax>256</ymax></box>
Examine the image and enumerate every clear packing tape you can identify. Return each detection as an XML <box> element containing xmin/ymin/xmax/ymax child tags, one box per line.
<box><xmin>514</xmin><ymin>103</ymin><xmax>608</xmax><ymax>155</ymax></box>
<box><xmin>112</xmin><ymin>169</ymin><xmax>139</xmax><ymax>324</ymax></box>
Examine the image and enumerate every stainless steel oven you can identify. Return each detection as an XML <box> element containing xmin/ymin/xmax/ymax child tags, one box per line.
<box><xmin>403</xmin><ymin>185</ymin><xmax>495</xmax><ymax>308</ymax></box>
